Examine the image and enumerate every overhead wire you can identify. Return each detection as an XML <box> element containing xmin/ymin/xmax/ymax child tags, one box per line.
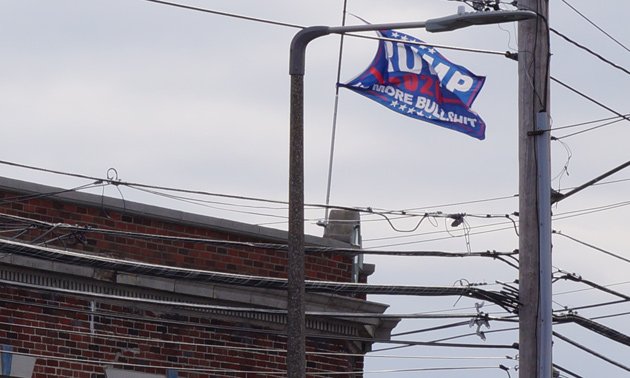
<box><xmin>554</xmin><ymin>313</ymin><xmax>630</xmax><ymax>347</ymax></box>
<box><xmin>128</xmin><ymin>185</ymin><xmax>289</xmax><ymax>220</ymax></box>
<box><xmin>0</xmin><ymin>209</ymin><xmax>522</xmax><ymax>262</ymax></box>
<box><xmin>555</xmin><ymin>281</ymin><xmax>630</xmax><ymax>297</ymax></box>
<box><xmin>5</xmin><ymin>158</ymin><xmax>628</xmax><ymax>240</ymax></box>
<box><xmin>4</xmin><ymin>247</ymin><xmax>628</xmax><ymax>368</ymax></box>
<box><xmin>129</xmin><ymin>185</ymin><xmax>289</xmax><ymax>211</ymax></box>
<box><xmin>0</xmin><ymin>160</ymin><xmax>518</xmax><ymax>227</ymax></box>
<box><xmin>141</xmin><ymin>0</ymin><xmax>302</xmax><ymax>29</ymax></box>
<box><xmin>550</xmin><ymin>28</ymin><xmax>630</xmax><ymax>76</ymax></box>
<box><xmin>559</xmin><ymin>0</ymin><xmax>630</xmax><ymax>53</ymax></box>
<box><xmin>428</xmin><ymin>326</ymin><xmax>519</xmax><ymax>343</ymax></box>
<box><xmin>554</xmin><ymin>299</ymin><xmax>629</xmax><ymax>314</ymax></box>
<box><xmin>555</xmin><ymin>272</ymin><xmax>630</xmax><ymax>301</ymax></box>
<box><xmin>308</xmin><ymin>366</ymin><xmax>502</xmax><ymax>375</ymax></box>
<box><xmin>551</xmin><ymin>113</ymin><xmax>630</xmax><ymax>132</ymax></box>
<box><xmin>6</xmin><ymin>184</ymin><xmax>629</xmax><ymax>261</ymax></box>
<box><xmin>554</xmin><ymin>160</ymin><xmax>630</xmax><ymax>205</ymax></box>
<box><xmin>591</xmin><ymin>310</ymin><xmax>630</xmax><ymax>321</ymax></box>
<box><xmin>553</xmin><ymin>200</ymin><xmax>630</xmax><ymax>221</ymax></box>
<box><xmin>0</xmin><ymin>182</ymin><xmax>107</xmax><ymax>206</ymax></box>
<box><xmin>550</xmin><ymin>76</ymin><xmax>630</xmax><ymax>123</ymax></box>
<box><xmin>0</xmin><ymin>278</ymin><xmax>509</xmax><ymax>321</ymax></box>
<box><xmin>553</xmin><ymin>117</ymin><xmax>626</xmax><ymax>139</ymax></box>
<box><xmin>145</xmin><ymin>0</ymin><xmax>514</xmax><ymax>57</ymax></box>
<box><xmin>553</xmin><ymin>331</ymin><xmax>630</xmax><ymax>372</ymax></box>
<box><xmin>424</xmin><ymin>307</ymin><xmax>630</xmax><ymax>346</ymax></box>
<box><xmin>553</xmin><ymin>230</ymin><xmax>630</xmax><ymax>264</ymax></box>
<box><xmin>367</xmin><ymin>197</ymin><xmax>630</xmax><ymax>246</ymax></box>
<box><xmin>553</xmin><ymin>362</ymin><xmax>584</xmax><ymax>378</ymax></box>
<box><xmin>0</xmin><ymin>238</ymin><xmax>521</xmax><ymax>311</ymax></box>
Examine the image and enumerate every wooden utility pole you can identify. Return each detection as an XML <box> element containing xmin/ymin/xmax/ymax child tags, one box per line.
<box><xmin>518</xmin><ymin>0</ymin><xmax>552</xmax><ymax>377</ymax></box>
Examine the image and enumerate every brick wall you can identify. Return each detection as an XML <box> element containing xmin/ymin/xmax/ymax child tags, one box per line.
<box><xmin>0</xmin><ymin>185</ymin><xmax>368</xmax><ymax>377</ymax></box>
<box><xmin>0</xmin><ymin>191</ymin><xmax>354</xmax><ymax>282</ymax></box>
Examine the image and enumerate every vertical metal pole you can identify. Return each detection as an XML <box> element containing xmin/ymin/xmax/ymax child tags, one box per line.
<box><xmin>518</xmin><ymin>0</ymin><xmax>551</xmax><ymax>377</ymax></box>
<box><xmin>288</xmin><ymin>73</ymin><xmax>306</xmax><ymax>377</ymax></box>
<box><xmin>289</xmin><ymin>26</ymin><xmax>331</xmax><ymax>377</ymax></box>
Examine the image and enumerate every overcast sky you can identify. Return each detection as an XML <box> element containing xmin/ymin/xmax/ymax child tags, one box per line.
<box><xmin>1</xmin><ymin>0</ymin><xmax>629</xmax><ymax>376</ymax></box>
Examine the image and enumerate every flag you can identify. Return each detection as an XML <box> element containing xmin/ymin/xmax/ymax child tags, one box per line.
<box><xmin>339</xmin><ymin>29</ymin><xmax>487</xmax><ymax>140</ymax></box>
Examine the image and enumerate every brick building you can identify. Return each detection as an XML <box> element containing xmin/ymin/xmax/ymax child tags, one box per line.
<box><xmin>0</xmin><ymin>177</ymin><xmax>399</xmax><ymax>377</ymax></box>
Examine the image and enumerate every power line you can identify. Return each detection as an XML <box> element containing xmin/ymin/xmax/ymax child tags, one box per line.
<box><xmin>363</xmin><ymin>218</ymin><xmax>512</xmax><ymax>243</ymax></box>
<box><xmin>555</xmin><ymin>299</ymin><xmax>629</xmax><ymax>313</ymax></box>
<box><xmin>552</xmin><ymin>113</ymin><xmax>630</xmax><ymax>132</ymax></box>
<box><xmin>553</xmin><ymin>231</ymin><xmax>630</xmax><ymax>264</ymax></box>
<box><xmin>0</xmin><ymin>159</ymin><xmax>511</xmax><ymax>223</ymax></box>
<box><xmin>365</xmin><ymin>198</ymin><xmax>630</xmax><ymax>248</ymax></box>
<box><xmin>129</xmin><ymin>185</ymin><xmax>290</xmax><ymax>220</ymax></box>
<box><xmin>344</xmin><ymin>32</ymin><xmax>510</xmax><ymax>56</ymax></box>
<box><xmin>426</xmin><ymin>308</ymin><xmax>630</xmax><ymax>347</ymax></box>
<box><xmin>428</xmin><ymin>326</ymin><xmax>519</xmax><ymax>343</ymax></box>
<box><xmin>555</xmin><ymin>272</ymin><xmax>630</xmax><ymax>300</ymax></box>
<box><xmin>0</xmin><ymin>210</ymin><xmax>519</xmax><ymax>260</ymax></box>
<box><xmin>390</xmin><ymin>281</ymin><xmax>630</xmax><ymax>338</ymax></box>
<box><xmin>397</xmin><ymin>194</ymin><xmax>518</xmax><ymax>213</ymax></box>
<box><xmin>591</xmin><ymin>310</ymin><xmax>630</xmax><ymax>321</ymax></box>
<box><xmin>365</xmin><ymin>225</ymin><xmax>517</xmax><ymax>249</ymax></box>
<box><xmin>559</xmin><ymin>0</ymin><xmax>630</xmax><ymax>53</ymax></box>
<box><xmin>553</xmin><ymin>331</ymin><xmax>630</xmax><ymax>372</ymax></box>
<box><xmin>3</xmin><ymin>159</ymin><xmax>629</xmax><ymax>253</ymax></box>
<box><xmin>550</xmin><ymin>28</ymin><xmax>630</xmax><ymax>76</ymax></box>
<box><xmin>553</xmin><ymin>117</ymin><xmax>625</xmax><ymax>139</ymax></box>
<box><xmin>553</xmin><ymin>160</ymin><xmax>630</xmax><ymax>204</ymax></box>
<box><xmin>553</xmin><ymin>362</ymin><xmax>584</xmax><ymax>378</ymax></box>
<box><xmin>141</xmin><ymin>0</ymin><xmax>303</xmax><ymax>29</ymax></box>
<box><xmin>0</xmin><ymin>159</ymin><xmax>337</xmax><ymax>211</ymax></box>
<box><xmin>391</xmin><ymin>320</ymin><xmax>471</xmax><ymax>337</ymax></box>
<box><xmin>555</xmin><ymin>281</ymin><xmax>630</xmax><ymax>296</ymax></box>
<box><xmin>145</xmin><ymin>0</ymin><xmax>513</xmax><ymax>57</ymax></box>
<box><xmin>553</xmin><ymin>200</ymin><xmax>630</xmax><ymax>221</ymax></box>
<box><xmin>0</xmin><ymin>182</ymin><xmax>106</xmax><ymax>206</ymax></box>
<box><xmin>0</xmin><ymin>278</ymin><xmax>501</xmax><ymax>321</ymax></box>
<box><xmin>0</xmin><ymin>238</ymin><xmax>520</xmax><ymax>310</ymax></box>
<box><xmin>309</xmin><ymin>366</ymin><xmax>501</xmax><ymax>375</ymax></box>
<box><xmin>9</xmin><ymin>157</ymin><xmax>626</xmax><ymax>236</ymax></box>
<box><xmin>551</xmin><ymin>76</ymin><xmax>630</xmax><ymax>123</ymax></box>
<box><xmin>554</xmin><ymin>313</ymin><xmax>630</xmax><ymax>347</ymax></box>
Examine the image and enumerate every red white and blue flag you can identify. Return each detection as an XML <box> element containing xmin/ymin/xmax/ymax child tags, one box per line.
<box><xmin>340</xmin><ymin>30</ymin><xmax>487</xmax><ymax>140</ymax></box>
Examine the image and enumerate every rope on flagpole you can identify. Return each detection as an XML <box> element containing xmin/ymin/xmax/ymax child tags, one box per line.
<box><xmin>323</xmin><ymin>0</ymin><xmax>349</xmax><ymax>225</ymax></box>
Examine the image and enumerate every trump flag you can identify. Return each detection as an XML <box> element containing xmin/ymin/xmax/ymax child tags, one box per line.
<box><xmin>339</xmin><ymin>30</ymin><xmax>487</xmax><ymax>140</ymax></box>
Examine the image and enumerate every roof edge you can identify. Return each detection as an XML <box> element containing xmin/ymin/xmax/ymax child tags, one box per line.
<box><xmin>0</xmin><ymin>176</ymin><xmax>349</xmax><ymax>248</ymax></box>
